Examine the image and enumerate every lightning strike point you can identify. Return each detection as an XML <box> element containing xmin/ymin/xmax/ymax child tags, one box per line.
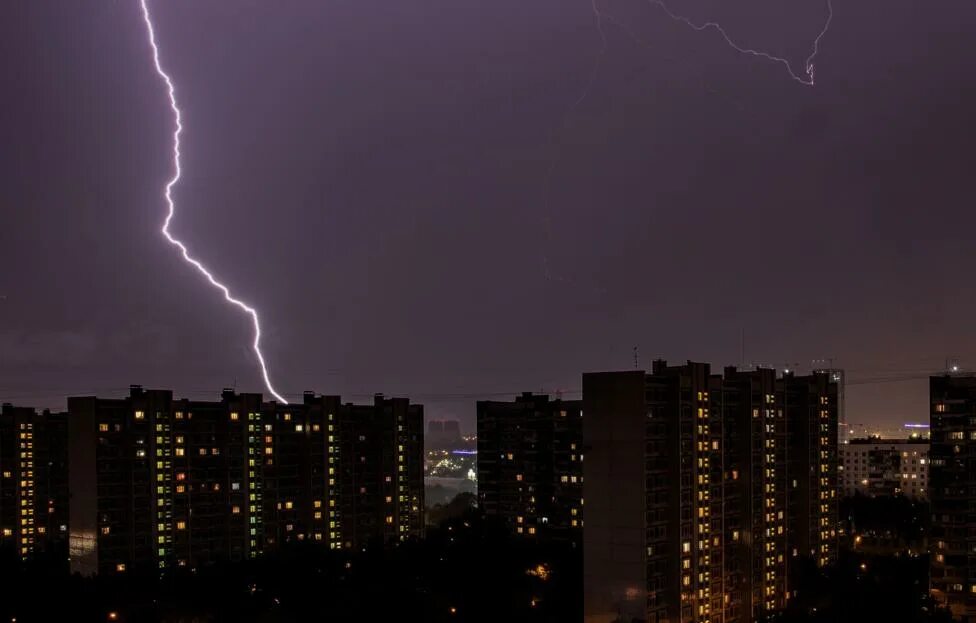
<box><xmin>139</xmin><ymin>0</ymin><xmax>288</xmax><ymax>404</ymax></box>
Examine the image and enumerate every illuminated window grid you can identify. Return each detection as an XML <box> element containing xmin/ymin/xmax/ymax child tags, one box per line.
<box><xmin>325</xmin><ymin>412</ymin><xmax>342</xmax><ymax>550</ymax></box>
<box><xmin>17</xmin><ymin>424</ymin><xmax>36</xmax><ymax>559</ymax></box>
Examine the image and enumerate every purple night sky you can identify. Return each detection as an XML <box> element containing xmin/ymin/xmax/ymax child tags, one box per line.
<box><xmin>2</xmin><ymin>0</ymin><xmax>975</xmax><ymax>432</ymax></box>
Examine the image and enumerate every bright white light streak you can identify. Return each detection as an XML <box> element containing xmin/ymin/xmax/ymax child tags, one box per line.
<box><xmin>139</xmin><ymin>0</ymin><xmax>288</xmax><ymax>403</ymax></box>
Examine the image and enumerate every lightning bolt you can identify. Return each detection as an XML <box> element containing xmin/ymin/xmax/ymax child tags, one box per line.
<box><xmin>138</xmin><ymin>0</ymin><xmax>288</xmax><ymax>404</ymax></box>
<box><xmin>644</xmin><ymin>0</ymin><xmax>834</xmax><ymax>86</ymax></box>
<box><xmin>542</xmin><ymin>0</ymin><xmax>833</xmax><ymax>286</ymax></box>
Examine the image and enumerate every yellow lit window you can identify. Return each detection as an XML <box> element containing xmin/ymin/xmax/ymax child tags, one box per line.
<box><xmin>134</xmin><ymin>411</ymin><xmax>145</xmax><ymax>420</ymax></box>
<box><xmin>230</xmin><ymin>412</ymin><xmax>239</xmax><ymax>421</ymax></box>
<box><xmin>99</xmin><ymin>423</ymin><xmax>109</xmax><ymax>432</ymax></box>
<box><xmin>177</xmin><ymin>521</ymin><xmax>186</xmax><ymax>530</ymax></box>
<box><xmin>232</xmin><ymin>505</ymin><xmax>241</xmax><ymax>514</ymax></box>
<box><xmin>117</xmin><ymin>563</ymin><xmax>126</xmax><ymax>572</ymax></box>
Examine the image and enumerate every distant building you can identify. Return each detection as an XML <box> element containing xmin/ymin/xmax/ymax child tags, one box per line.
<box><xmin>839</xmin><ymin>438</ymin><xmax>928</xmax><ymax>499</ymax></box>
<box><xmin>930</xmin><ymin>375</ymin><xmax>976</xmax><ymax>619</ymax></box>
<box><xmin>582</xmin><ymin>362</ymin><xmax>838</xmax><ymax>623</ymax></box>
<box><xmin>476</xmin><ymin>393</ymin><xmax>582</xmax><ymax>542</ymax></box>
<box><xmin>0</xmin><ymin>404</ymin><xmax>68</xmax><ymax>561</ymax></box>
<box><xmin>67</xmin><ymin>386</ymin><xmax>423</xmax><ymax>576</ymax></box>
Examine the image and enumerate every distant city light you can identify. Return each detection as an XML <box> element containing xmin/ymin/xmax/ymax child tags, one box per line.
<box><xmin>903</xmin><ymin>423</ymin><xmax>929</xmax><ymax>429</ymax></box>
<box><xmin>451</xmin><ymin>450</ymin><xmax>477</xmax><ymax>455</ymax></box>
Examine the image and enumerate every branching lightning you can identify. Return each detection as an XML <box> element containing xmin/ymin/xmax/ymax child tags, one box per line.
<box><xmin>138</xmin><ymin>0</ymin><xmax>288</xmax><ymax>404</ymax></box>
<box><xmin>644</xmin><ymin>0</ymin><xmax>834</xmax><ymax>86</ymax></box>
<box><xmin>542</xmin><ymin>0</ymin><xmax>834</xmax><ymax>286</ymax></box>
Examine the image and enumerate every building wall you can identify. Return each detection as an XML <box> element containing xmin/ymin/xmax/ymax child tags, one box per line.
<box><xmin>582</xmin><ymin>371</ymin><xmax>648</xmax><ymax>623</ymax></box>
<box><xmin>0</xmin><ymin>405</ymin><xmax>68</xmax><ymax>562</ymax></box>
<box><xmin>582</xmin><ymin>364</ymin><xmax>839</xmax><ymax>623</ymax></box>
<box><xmin>930</xmin><ymin>375</ymin><xmax>976</xmax><ymax>621</ymax></box>
<box><xmin>67</xmin><ymin>387</ymin><xmax>424</xmax><ymax>576</ymax></box>
<box><xmin>839</xmin><ymin>439</ymin><xmax>928</xmax><ymax>500</ymax></box>
<box><xmin>476</xmin><ymin>393</ymin><xmax>582</xmax><ymax>542</ymax></box>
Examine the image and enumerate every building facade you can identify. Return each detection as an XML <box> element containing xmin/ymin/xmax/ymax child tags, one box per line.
<box><xmin>67</xmin><ymin>386</ymin><xmax>424</xmax><ymax>576</ymax></box>
<box><xmin>930</xmin><ymin>375</ymin><xmax>976</xmax><ymax>620</ymax></box>
<box><xmin>582</xmin><ymin>362</ymin><xmax>839</xmax><ymax>623</ymax></box>
<box><xmin>477</xmin><ymin>393</ymin><xmax>582</xmax><ymax>542</ymax></box>
<box><xmin>839</xmin><ymin>438</ymin><xmax>928</xmax><ymax>499</ymax></box>
<box><xmin>0</xmin><ymin>404</ymin><xmax>68</xmax><ymax>561</ymax></box>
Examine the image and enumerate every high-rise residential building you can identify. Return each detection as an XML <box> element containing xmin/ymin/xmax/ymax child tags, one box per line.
<box><xmin>477</xmin><ymin>392</ymin><xmax>582</xmax><ymax>542</ymax></box>
<box><xmin>582</xmin><ymin>362</ymin><xmax>839</xmax><ymax>623</ymax></box>
<box><xmin>67</xmin><ymin>386</ymin><xmax>424</xmax><ymax>576</ymax></box>
<box><xmin>839</xmin><ymin>438</ymin><xmax>928</xmax><ymax>499</ymax></box>
<box><xmin>781</xmin><ymin>371</ymin><xmax>839</xmax><ymax>573</ymax></box>
<box><xmin>0</xmin><ymin>404</ymin><xmax>68</xmax><ymax>561</ymax></box>
<box><xmin>302</xmin><ymin>393</ymin><xmax>425</xmax><ymax>549</ymax></box>
<box><xmin>930</xmin><ymin>374</ymin><xmax>976</xmax><ymax>620</ymax></box>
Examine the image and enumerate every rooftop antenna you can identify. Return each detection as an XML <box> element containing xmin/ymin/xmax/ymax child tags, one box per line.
<box><xmin>634</xmin><ymin>345</ymin><xmax>639</xmax><ymax>370</ymax></box>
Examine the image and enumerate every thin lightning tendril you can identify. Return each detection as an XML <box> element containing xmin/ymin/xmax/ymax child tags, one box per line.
<box><xmin>542</xmin><ymin>0</ymin><xmax>834</xmax><ymax>285</ymax></box>
<box><xmin>139</xmin><ymin>0</ymin><xmax>288</xmax><ymax>404</ymax></box>
<box><xmin>645</xmin><ymin>0</ymin><xmax>834</xmax><ymax>86</ymax></box>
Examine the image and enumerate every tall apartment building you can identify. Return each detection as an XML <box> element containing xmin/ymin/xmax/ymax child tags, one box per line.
<box><xmin>476</xmin><ymin>393</ymin><xmax>582</xmax><ymax>542</ymax></box>
<box><xmin>930</xmin><ymin>374</ymin><xmax>976</xmax><ymax>620</ymax></box>
<box><xmin>303</xmin><ymin>393</ymin><xmax>425</xmax><ymax>549</ymax></box>
<box><xmin>839</xmin><ymin>438</ymin><xmax>928</xmax><ymax>499</ymax></box>
<box><xmin>0</xmin><ymin>404</ymin><xmax>68</xmax><ymax>560</ymax></box>
<box><xmin>582</xmin><ymin>362</ymin><xmax>838</xmax><ymax>623</ymax></box>
<box><xmin>67</xmin><ymin>386</ymin><xmax>424</xmax><ymax>576</ymax></box>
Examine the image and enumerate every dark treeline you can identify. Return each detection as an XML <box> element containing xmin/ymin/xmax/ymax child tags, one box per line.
<box><xmin>0</xmin><ymin>500</ymin><xmax>579</xmax><ymax>623</ymax></box>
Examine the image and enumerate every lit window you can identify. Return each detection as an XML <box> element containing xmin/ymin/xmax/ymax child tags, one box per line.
<box><xmin>117</xmin><ymin>563</ymin><xmax>126</xmax><ymax>572</ymax></box>
<box><xmin>99</xmin><ymin>423</ymin><xmax>109</xmax><ymax>432</ymax></box>
<box><xmin>177</xmin><ymin>521</ymin><xmax>186</xmax><ymax>530</ymax></box>
<box><xmin>230</xmin><ymin>412</ymin><xmax>239</xmax><ymax>421</ymax></box>
<box><xmin>134</xmin><ymin>411</ymin><xmax>145</xmax><ymax>420</ymax></box>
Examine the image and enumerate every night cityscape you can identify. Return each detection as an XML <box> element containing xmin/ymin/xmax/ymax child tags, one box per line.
<box><xmin>3</xmin><ymin>0</ymin><xmax>976</xmax><ymax>621</ymax></box>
